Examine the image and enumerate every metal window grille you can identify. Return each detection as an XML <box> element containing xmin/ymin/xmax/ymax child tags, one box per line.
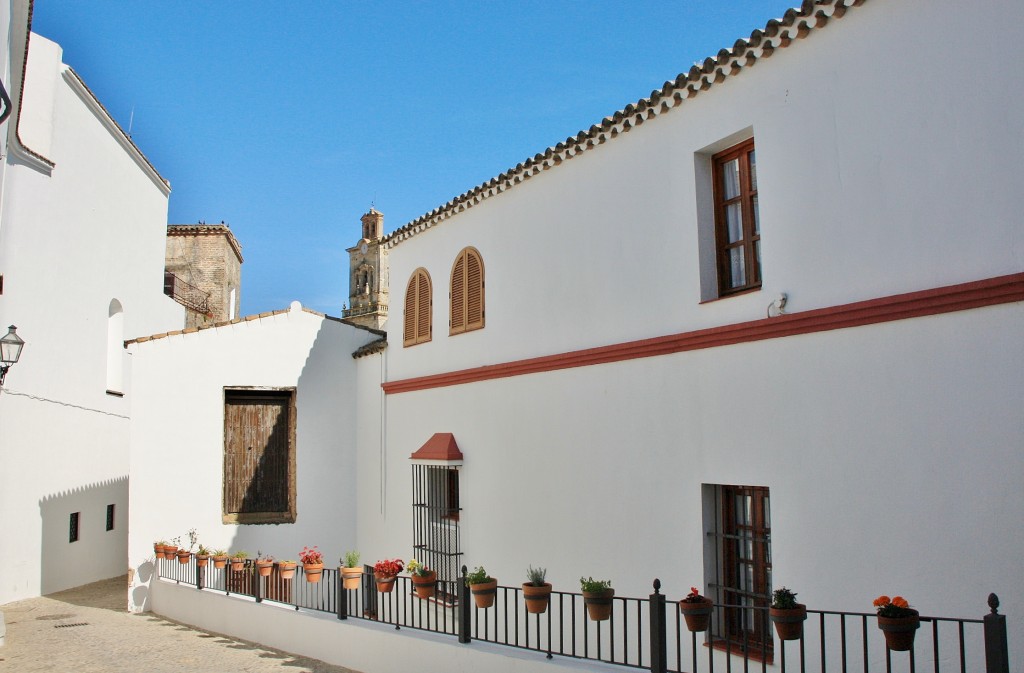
<box><xmin>69</xmin><ymin>512</ymin><xmax>80</xmax><ymax>543</ymax></box>
<box><xmin>412</xmin><ymin>464</ymin><xmax>462</xmax><ymax>596</ymax></box>
<box><xmin>105</xmin><ymin>504</ymin><xmax>115</xmax><ymax>531</ymax></box>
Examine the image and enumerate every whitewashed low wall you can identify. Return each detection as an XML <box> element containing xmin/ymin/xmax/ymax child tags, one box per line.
<box><xmin>152</xmin><ymin>580</ymin><xmax>619</xmax><ymax>673</ymax></box>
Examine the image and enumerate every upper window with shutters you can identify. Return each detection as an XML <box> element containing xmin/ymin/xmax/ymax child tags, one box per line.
<box><xmin>713</xmin><ymin>138</ymin><xmax>761</xmax><ymax>296</ymax></box>
<box><xmin>404</xmin><ymin>268</ymin><xmax>432</xmax><ymax>347</ymax></box>
<box><xmin>450</xmin><ymin>247</ymin><xmax>485</xmax><ymax>335</ymax></box>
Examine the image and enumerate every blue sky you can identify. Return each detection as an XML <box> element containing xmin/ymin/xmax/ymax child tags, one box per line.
<box><xmin>34</xmin><ymin>1</ymin><xmax>787</xmax><ymax>316</ymax></box>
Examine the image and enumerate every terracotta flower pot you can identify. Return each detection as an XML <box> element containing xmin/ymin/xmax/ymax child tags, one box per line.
<box><xmin>153</xmin><ymin>544</ymin><xmax>165</xmax><ymax>558</ymax></box>
<box><xmin>412</xmin><ymin>571</ymin><xmax>437</xmax><ymax>599</ymax></box>
<box><xmin>878</xmin><ymin>611</ymin><xmax>920</xmax><ymax>651</ymax></box>
<box><xmin>255</xmin><ymin>561</ymin><xmax>273</xmax><ymax>577</ymax></box>
<box><xmin>303</xmin><ymin>563</ymin><xmax>324</xmax><ymax>583</ymax></box>
<box><xmin>195</xmin><ymin>554</ymin><xmax>210</xmax><ymax>568</ymax></box>
<box><xmin>230</xmin><ymin>558</ymin><xmax>246</xmax><ymax>572</ymax></box>
<box><xmin>212</xmin><ymin>555</ymin><xmax>228</xmax><ymax>569</ymax></box>
<box><xmin>471</xmin><ymin>579</ymin><xmax>498</xmax><ymax>608</ymax></box>
<box><xmin>583</xmin><ymin>589</ymin><xmax>615</xmax><ymax>621</ymax></box>
<box><xmin>770</xmin><ymin>604</ymin><xmax>807</xmax><ymax>641</ymax></box>
<box><xmin>679</xmin><ymin>598</ymin><xmax>714</xmax><ymax>632</ymax></box>
<box><xmin>162</xmin><ymin>545</ymin><xmax>178</xmax><ymax>560</ymax></box>
<box><xmin>277</xmin><ymin>562</ymin><xmax>297</xmax><ymax>580</ymax></box>
<box><xmin>176</xmin><ymin>550</ymin><xmax>191</xmax><ymax>565</ymax></box>
<box><xmin>375</xmin><ymin>574</ymin><xmax>397</xmax><ymax>593</ymax></box>
<box><xmin>340</xmin><ymin>566</ymin><xmax>363</xmax><ymax>590</ymax></box>
<box><xmin>522</xmin><ymin>583</ymin><xmax>552</xmax><ymax>614</ymax></box>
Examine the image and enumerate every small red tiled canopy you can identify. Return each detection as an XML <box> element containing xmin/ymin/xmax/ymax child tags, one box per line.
<box><xmin>409</xmin><ymin>433</ymin><xmax>464</xmax><ymax>462</ymax></box>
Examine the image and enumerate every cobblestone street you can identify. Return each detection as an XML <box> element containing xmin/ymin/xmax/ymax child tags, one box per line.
<box><xmin>0</xmin><ymin>576</ymin><xmax>361</xmax><ymax>673</ymax></box>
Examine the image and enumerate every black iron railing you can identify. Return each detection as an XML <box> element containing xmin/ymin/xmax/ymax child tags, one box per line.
<box><xmin>157</xmin><ymin>558</ymin><xmax>1009</xmax><ymax>673</ymax></box>
<box><xmin>163</xmin><ymin>271</ymin><xmax>211</xmax><ymax>315</ymax></box>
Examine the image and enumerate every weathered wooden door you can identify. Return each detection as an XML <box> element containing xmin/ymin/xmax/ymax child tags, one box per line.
<box><xmin>223</xmin><ymin>390</ymin><xmax>294</xmax><ymax>523</ymax></box>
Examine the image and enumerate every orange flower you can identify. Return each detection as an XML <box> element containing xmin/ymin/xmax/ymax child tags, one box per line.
<box><xmin>892</xmin><ymin>596</ymin><xmax>909</xmax><ymax>609</ymax></box>
<box><xmin>873</xmin><ymin>595</ymin><xmax>890</xmax><ymax>607</ymax></box>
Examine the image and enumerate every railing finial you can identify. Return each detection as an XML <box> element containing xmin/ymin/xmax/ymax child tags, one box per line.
<box><xmin>988</xmin><ymin>593</ymin><xmax>1000</xmax><ymax>614</ymax></box>
<box><xmin>653</xmin><ymin>578</ymin><xmax>661</xmax><ymax>593</ymax></box>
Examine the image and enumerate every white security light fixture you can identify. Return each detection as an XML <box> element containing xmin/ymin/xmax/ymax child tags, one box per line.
<box><xmin>0</xmin><ymin>325</ymin><xmax>25</xmax><ymax>387</ymax></box>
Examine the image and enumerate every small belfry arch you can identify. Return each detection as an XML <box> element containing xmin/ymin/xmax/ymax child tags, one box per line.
<box><xmin>449</xmin><ymin>246</ymin><xmax>484</xmax><ymax>335</ymax></box>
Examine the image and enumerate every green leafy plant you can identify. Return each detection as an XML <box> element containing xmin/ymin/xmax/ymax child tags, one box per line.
<box><xmin>681</xmin><ymin>586</ymin><xmax>709</xmax><ymax>604</ymax></box>
<box><xmin>155</xmin><ymin>539</ymin><xmax>167</xmax><ymax>546</ymax></box>
<box><xmin>465</xmin><ymin>566</ymin><xmax>492</xmax><ymax>586</ymax></box>
<box><xmin>231</xmin><ymin>550</ymin><xmax>249</xmax><ymax>560</ymax></box>
<box><xmin>873</xmin><ymin>595</ymin><xmax>915</xmax><ymax>618</ymax></box>
<box><xmin>772</xmin><ymin>587</ymin><xmax>799</xmax><ymax>609</ymax></box>
<box><xmin>526</xmin><ymin>565</ymin><xmax>547</xmax><ymax>586</ymax></box>
<box><xmin>341</xmin><ymin>550</ymin><xmax>361</xmax><ymax>568</ymax></box>
<box><xmin>196</xmin><ymin>544</ymin><xmax>211</xmax><ymax>556</ymax></box>
<box><xmin>579</xmin><ymin>576</ymin><xmax>612</xmax><ymax>593</ymax></box>
<box><xmin>406</xmin><ymin>558</ymin><xmax>431</xmax><ymax>577</ymax></box>
<box><xmin>212</xmin><ymin>549</ymin><xmax>227</xmax><ymax>557</ymax></box>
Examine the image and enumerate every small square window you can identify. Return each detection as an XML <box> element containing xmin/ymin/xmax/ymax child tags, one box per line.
<box><xmin>69</xmin><ymin>512</ymin><xmax>80</xmax><ymax>543</ymax></box>
<box><xmin>106</xmin><ymin>504</ymin><xmax>115</xmax><ymax>531</ymax></box>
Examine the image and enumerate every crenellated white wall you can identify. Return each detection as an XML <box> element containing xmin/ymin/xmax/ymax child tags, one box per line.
<box><xmin>126</xmin><ymin>306</ymin><xmax>379</xmax><ymax>613</ymax></box>
<box><xmin>0</xmin><ymin>31</ymin><xmax>182</xmax><ymax>604</ymax></box>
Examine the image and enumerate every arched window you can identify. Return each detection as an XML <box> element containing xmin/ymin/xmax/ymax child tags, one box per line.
<box><xmin>106</xmin><ymin>299</ymin><xmax>124</xmax><ymax>394</ymax></box>
<box><xmin>449</xmin><ymin>247</ymin><xmax>484</xmax><ymax>335</ymax></box>
<box><xmin>403</xmin><ymin>268</ymin><xmax>432</xmax><ymax>347</ymax></box>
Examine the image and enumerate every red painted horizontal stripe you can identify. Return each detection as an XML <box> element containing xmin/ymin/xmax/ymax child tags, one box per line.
<box><xmin>383</xmin><ymin>273</ymin><xmax>1024</xmax><ymax>395</ymax></box>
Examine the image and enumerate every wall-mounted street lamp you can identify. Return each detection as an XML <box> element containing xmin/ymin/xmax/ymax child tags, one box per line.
<box><xmin>0</xmin><ymin>325</ymin><xmax>25</xmax><ymax>387</ymax></box>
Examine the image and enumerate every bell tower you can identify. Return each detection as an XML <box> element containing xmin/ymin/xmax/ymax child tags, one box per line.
<box><xmin>343</xmin><ymin>208</ymin><xmax>389</xmax><ymax>329</ymax></box>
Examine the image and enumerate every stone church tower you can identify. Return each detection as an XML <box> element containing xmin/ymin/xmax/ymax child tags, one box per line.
<box><xmin>164</xmin><ymin>223</ymin><xmax>243</xmax><ymax>329</ymax></box>
<box><xmin>343</xmin><ymin>208</ymin><xmax>389</xmax><ymax>330</ymax></box>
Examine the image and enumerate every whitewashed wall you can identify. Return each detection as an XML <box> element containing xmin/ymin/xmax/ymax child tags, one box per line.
<box><xmin>126</xmin><ymin>306</ymin><xmax>377</xmax><ymax>613</ymax></box>
<box><xmin>374</xmin><ymin>0</ymin><xmax>1024</xmax><ymax>666</ymax></box>
<box><xmin>0</xmin><ymin>32</ymin><xmax>182</xmax><ymax>604</ymax></box>
<box><xmin>386</xmin><ymin>0</ymin><xmax>1024</xmax><ymax>381</ymax></box>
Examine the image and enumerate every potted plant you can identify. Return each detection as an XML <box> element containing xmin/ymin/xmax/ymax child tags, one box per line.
<box><xmin>407</xmin><ymin>558</ymin><xmax>437</xmax><ymax>599</ymax></box>
<box><xmin>522</xmin><ymin>565</ymin><xmax>552</xmax><ymax>614</ymax></box>
<box><xmin>153</xmin><ymin>540</ymin><xmax>167</xmax><ymax>559</ymax></box>
<box><xmin>339</xmin><ymin>550</ymin><xmax>363</xmax><ymax>590</ymax></box>
<box><xmin>177</xmin><ymin>528</ymin><xmax>198</xmax><ymax>564</ymax></box>
<box><xmin>874</xmin><ymin>595</ymin><xmax>920</xmax><ymax>651</ymax></box>
<box><xmin>255</xmin><ymin>551</ymin><xmax>274</xmax><ymax>578</ymax></box>
<box><xmin>374</xmin><ymin>558</ymin><xmax>404</xmax><ymax>593</ymax></box>
<box><xmin>467</xmin><ymin>566</ymin><xmax>498</xmax><ymax>608</ymax></box>
<box><xmin>211</xmin><ymin>549</ymin><xmax>229</xmax><ymax>569</ymax></box>
<box><xmin>580</xmin><ymin>577</ymin><xmax>614</xmax><ymax>621</ymax></box>
<box><xmin>299</xmin><ymin>546</ymin><xmax>325</xmax><ymax>583</ymax></box>
<box><xmin>230</xmin><ymin>550</ymin><xmax>248</xmax><ymax>572</ymax></box>
<box><xmin>679</xmin><ymin>586</ymin><xmax>714</xmax><ymax>632</ymax></box>
<box><xmin>163</xmin><ymin>536</ymin><xmax>180</xmax><ymax>560</ymax></box>
<box><xmin>276</xmin><ymin>559</ymin><xmax>297</xmax><ymax>580</ymax></box>
<box><xmin>769</xmin><ymin>587</ymin><xmax>807</xmax><ymax>640</ymax></box>
<box><xmin>195</xmin><ymin>544</ymin><xmax>211</xmax><ymax>568</ymax></box>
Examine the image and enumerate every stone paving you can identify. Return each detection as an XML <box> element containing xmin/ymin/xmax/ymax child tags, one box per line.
<box><xmin>0</xmin><ymin>576</ymin><xmax>362</xmax><ymax>673</ymax></box>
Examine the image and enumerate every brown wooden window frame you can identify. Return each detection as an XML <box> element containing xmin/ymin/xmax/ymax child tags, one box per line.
<box><xmin>222</xmin><ymin>387</ymin><xmax>297</xmax><ymax>525</ymax></box>
<box><xmin>709</xmin><ymin>484</ymin><xmax>772</xmax><ymax>657</ymax></box>
<box><xmin>712</xmin><ymin>138</ymin><xmax>761</xmax><ymax>296</ymax></box>
<box><xmin>403</xmin><ymin>268</ymin><xmax>432</xmax><ymax>347</ymax></box>
<box><xmin>449</xmin><ymin>247</ymin><xmax>485</xmax><ymax>335</ymax></box>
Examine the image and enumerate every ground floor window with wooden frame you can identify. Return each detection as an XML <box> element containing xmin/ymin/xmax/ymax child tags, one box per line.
<box><xmin>223</xmin><ymin>388</ymin><xmax>296</xmax><ymax>524</ymax></box>
<box><xmin>704</xmin><ymin>484</ymin><xmax>772</xmax><ymax>660</ymax></box>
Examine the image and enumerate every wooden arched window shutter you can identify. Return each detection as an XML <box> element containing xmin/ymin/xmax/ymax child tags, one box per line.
<box><xmin>404</xmin><ymin>269</ymin><xmax>432</xmax><ymax>347</ymax></box>
<box><xmin>450</xmin><ymin>247</ymin><xmax>484</xmax><ymax>335</ymax></box>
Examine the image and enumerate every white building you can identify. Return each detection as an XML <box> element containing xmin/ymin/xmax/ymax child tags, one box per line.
<box><xmin>127</xmin><ymin>0</ymin><xmax>1022</xmax><ymax>670</ymax></box>
<box><xmin>0</xmin><ymin>2</ymin><xmax>182</xmax><ymax>604</ymax></box>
